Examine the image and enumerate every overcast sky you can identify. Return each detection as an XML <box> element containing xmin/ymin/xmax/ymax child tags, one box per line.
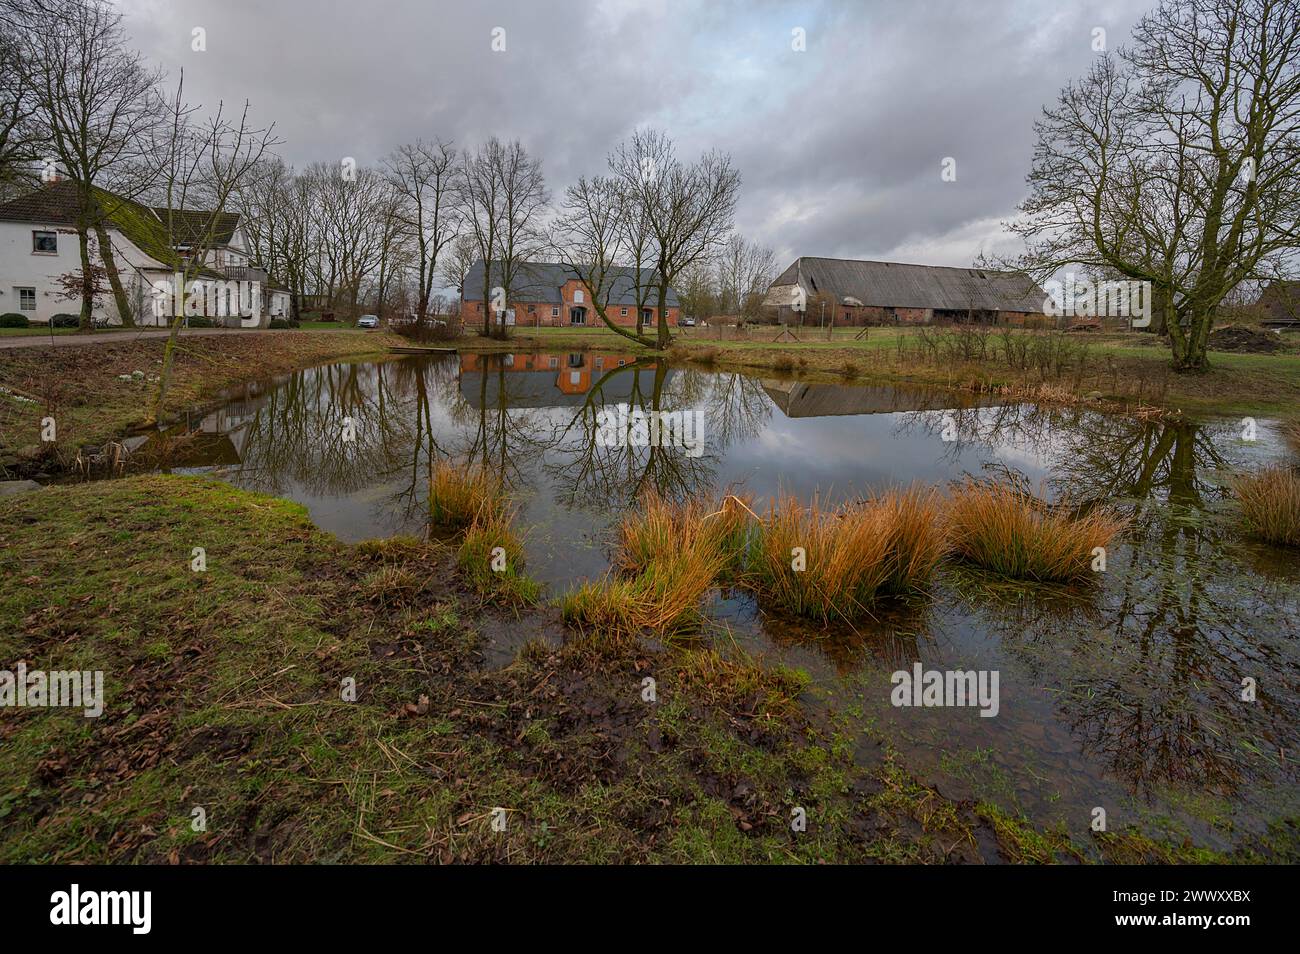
<box><xmin>116</xmin><ymin>0</ymin><xmax>1152</xmax><ymax>271</ymax></box>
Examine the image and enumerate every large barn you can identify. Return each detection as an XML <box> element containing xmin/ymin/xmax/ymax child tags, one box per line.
<box><xmin>762</xmin><ymin>256</ymin><xmax>1049</xmax><ymax>326</ymax></box>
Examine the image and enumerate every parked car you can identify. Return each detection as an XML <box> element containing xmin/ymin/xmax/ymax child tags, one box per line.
<box><xmin>356</xmin><ymin>314</ymin><xmax>380</xmax><ymax>329</ymax></box>
<box><xmin>680</xmin><ymin>316</ymin><xmax>696</xmax><ymax>327</ymax></box>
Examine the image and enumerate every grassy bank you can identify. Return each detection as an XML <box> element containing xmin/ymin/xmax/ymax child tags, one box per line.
<box><xmin>0</xmin><ymin>330</ymin><xmax>403</xmax><ymax>472</ymax></box>
<box><xmin>456</xmin><ymin>325</ymin><xmax>1300</xmax><ymax>421</ymax></box>
<box><xmin>0</xmin><ymin>474</ymin><xmax>1260</xmax><ymax>863</ymax></box>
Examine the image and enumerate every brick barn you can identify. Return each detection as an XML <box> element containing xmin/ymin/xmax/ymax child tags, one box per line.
<box><xmin>762</xmin><ymin>257</ymin><xmax>1049</xmax><ymax>326</ymax></box>
<box><xmin>461</xmin><ymin>259</ymin><xmax>680</xmax><ymax>328</ymax></box>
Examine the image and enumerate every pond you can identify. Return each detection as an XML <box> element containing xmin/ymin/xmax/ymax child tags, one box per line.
<box><xmin>138</xmin><ymin>348</ymin><xmax>1299</xmax><ymax>857</ymax></box>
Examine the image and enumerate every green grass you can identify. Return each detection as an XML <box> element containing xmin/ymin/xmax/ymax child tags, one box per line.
<box><xmin>0</xmin><ymin>475</ymin><xmax>1269</xmax><ymax>864</ymax></box>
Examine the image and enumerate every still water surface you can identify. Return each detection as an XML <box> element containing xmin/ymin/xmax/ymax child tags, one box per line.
<box><xmin>148</xmin><ymin>350</ymin><xmax>1298</xmax><ymax>856</ymax></box>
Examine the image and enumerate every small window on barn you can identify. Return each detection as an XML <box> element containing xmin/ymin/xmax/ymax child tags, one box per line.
<box><xmin>32</xmin><ymin>231</ymin><xmax>57</xmax><ymax>254</ymax></box>
<box><xmin>620</xmin><ymin>307</ymin><xmax>628</xmax><ymax>317</ymax></box>
<box><xmin>551</xmin><ymin>306</ymin><xmax>559</xmax><ymax>318</ymax></box>
<box><xmin>528</xmin><ymin>304</ymin><xmax>535</xmax><ymax>313</ymax></box>
<box><xmin>16</xmin><ymin>287</ymin><xmax>36</xmax><ymax>311</ymax></box>
<box><xmin>573</xmin><ymin>289</ymin><xmax>584</xmax><ymax>304</ymax></box>
<box><xmin>549</xmin><ymin>356</ymin><xmax>558</xmax><ymax>369</ymax></box>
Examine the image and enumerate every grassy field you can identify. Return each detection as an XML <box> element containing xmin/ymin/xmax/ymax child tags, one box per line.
<box><xmin>454</xmin><ymin>324</ymin><xmax>1300</xmax><ymax>420</ymax></box>
<box><xmin>0</xmin><ymin>474</ymin><xmax>1257</xmax><ymax>863</ymax></box>
<box><xmin>0</xmin><ymin>330</ymin><xmax>404</xmax><ymax>473</ymax></box>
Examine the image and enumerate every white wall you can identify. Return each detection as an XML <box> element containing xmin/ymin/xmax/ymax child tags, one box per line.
<box><xmin>0</xmin><ymin>220</ymin><xmax>167</xmax><ymax>324</ymax></box>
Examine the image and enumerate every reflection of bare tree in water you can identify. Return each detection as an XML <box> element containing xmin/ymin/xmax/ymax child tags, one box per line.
<box><xmin>445</xmin><ymin>354</ymin><xmax>556</xmax><ymax>486</ymax></box>
<box><xmin>944</xmin><ymin>414</ymin><xmax>1298</xmax><ymax>797</ymax></box>
<box><xmin>541</xmin><ymin>360</ymin><xmax>772</xmax><ymax>511</ymax></box>
<box><xmin>229</xmin><ymin>358</ymin><xmax>458</xmax><ymax>517</ymax></box>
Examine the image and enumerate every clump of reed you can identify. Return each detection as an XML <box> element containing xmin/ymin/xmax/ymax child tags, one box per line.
<box><xmin>456</xmin><ymin>505</ymin><xmax>541</xmax><ymax>604</ymax></box>
<box><xmin>750</xmin><ymin>486</ymin><xmax>947</xmax><ymax>623</ymax></box>
<box><xmin>615</xmin><ymin>491</ymin><xmax>754</xmax><ymax>578</ymax></box>
<box><xmin>428</xmin><ymin>460</ymin><xmax>503</xmax><ymax>528</ymax></box>
<box><xmin>1233</xmin><ymin>466</ymin><xmax>1300</xmax><ymax>547</ymax></box>
<box><xmin>945</xmin><ymin>480</ymin><xmax>1126</xmax><ymax>581</ymax></box>
<box><xmin>562</xmin><ymin>492</ymin><xmax>756</xmax><ymax>637</ymax></box>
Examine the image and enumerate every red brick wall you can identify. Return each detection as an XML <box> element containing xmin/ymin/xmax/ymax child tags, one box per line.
<box><xmin>462</xmin><ymin>282</ymin><xmax>678</xmax><ymax>328</ymax></box>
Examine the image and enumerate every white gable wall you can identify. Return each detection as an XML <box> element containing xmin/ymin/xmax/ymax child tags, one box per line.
<box><xmin>0</xmin><ymin>219</ymin><xmax>170</xmax><ymax>324</ymax></box>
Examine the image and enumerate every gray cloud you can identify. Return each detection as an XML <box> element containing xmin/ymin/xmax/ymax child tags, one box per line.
<box><xmin>119</xmin><ymin>0</ymin><xmax>1151</xmax><ymax>269</ymax></box>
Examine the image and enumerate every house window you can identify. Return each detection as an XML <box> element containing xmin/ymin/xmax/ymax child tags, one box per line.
<box><xmin>527</xmin><ymin>304</ymin><xmax>535</xmax><ymax>313</ymax></box>
<box><xmin>551</xmin><ymin>306</ymin><xmax>559</xmax><ymax>318</ymax></box>
<box><xmin>549</xmin><ymin>356</ymin><xmax>558</xmax><ymax>369</ymax></box>
<box><xmin>573</xmin><ymin>289</ymin><xmax>584</xmax><ymax>304</ymax></box>
<box><xmin>476</xmin><ymin>303</ymin><xmax>482</xmax><ymax>312</ymax></box>
<box><xmin>620</xmin><ymin>307</ymin><xmax>628</xmax><ymax>317</ymax></box>
<box><xmin>32</xmin><ymin>231</ymin><xmax>56</xmax><ymax>254</ymax></box>
<box><xmin>16</xmin><ymin>287</ymin><xmax>36</xmax><ymax>311</ymax></box>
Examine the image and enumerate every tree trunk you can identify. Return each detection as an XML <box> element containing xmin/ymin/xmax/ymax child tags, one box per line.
<box><xmin>94</xmin><ymin>220</ymin><xmax>135</xmax><ymax>327</ymax></box>
<box><xmin>655</xmin><ymin>283</ymin><xmax>671</xmax><ymax>350</ymax></box>
<box><xmin>76</xmin><ymin>225</ymin><xmax>94</xmax><ymax>332</ymax></box>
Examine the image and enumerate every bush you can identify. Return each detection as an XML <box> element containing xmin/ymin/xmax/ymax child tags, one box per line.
<box><xmin>50</xmin><ymin>313</ymin><xmax>80</xmax><ymax>328</ymax></box>
<box><xmin>268</xmin><ymin>318</ymin><xmax>292</xmax><ymax>329</ymax></box>
<box><xmin>186</xmin><ymin>316</ymin><xmax>215</xmax><ymax>328</ymax></box>
<box><xmin>1233</xmin><ymin>466</ymin><xmax>1300</xmax><ymax>547</ymax></box>
<box><xmin>0</xmin><ymin>313</ymin><xmax>30</xmax><ymax>328</ymax></box>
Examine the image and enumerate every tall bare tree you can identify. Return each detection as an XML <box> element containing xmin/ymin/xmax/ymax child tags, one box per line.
<box><xmin>459</xmin><ymin>137</ymin><xmax>549</xmax><ymax>337</ymax></box>
<box><xmin>385</xmin><ymin>138</ymin><xmax>460</xmax><ymax>323</ymax></box>
<box><xmin>610</xmin><ymin>128</ymin><xmax>740</xmax><ymax>348</ymax></box>
<box><xmin>717</xmin><ymin>233</ymin><xmax>775</xmax><ymax>323</ymax></box>
<box><xmin>148</xmin><ymin>75</ymin><xmax>278</xmax><ymax>423</ymax></box>
<box><xmin>22</xmin><ymin>0</ymin><xmax>162</xmax><ymax>329</ymax></box>
<box><xmin>554</xmin><ymin>174</ymin><xmax>655</xmax><ymax>346</ymax></box>
<box><xmin>1012</xmin><ymin>0</ymin><xmax>1300</xmax><ymax>372</ymax></box>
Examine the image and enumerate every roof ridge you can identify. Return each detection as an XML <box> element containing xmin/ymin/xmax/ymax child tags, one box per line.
<box><xmin>800</xmin><ymin>255</ymin><xmax>1023</xmax><ymax>276</ymax></box>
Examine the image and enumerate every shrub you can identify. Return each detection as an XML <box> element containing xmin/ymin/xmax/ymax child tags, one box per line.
<box><xmin>1233</xmin><ymin>466</ymin><xmax>1300</xmax><ymax>547</ymax></box>
<box><xmin>428</xmin><ymin>460</ymin><xmax>504</xmax><ymax>529</ymax></box>
<box><xmin>186</xmin><ymin>316</ymin><xmax>215</xmax><ymax>328</ymax></box>
<box><xmin>268</xmin><ymin>318</ymin><xmax>292</xmax><ymax>329</ymax></box>
<box><xmin>0</xmin><ymin>313</ymin><xmax>30</xmax><ymax>328</ymax></box>
<box><xmin>772</xmin><ymin>353</ymin><xmax>796</xmax><ymax>373</ymax></box>
<box><xmin>841</xmin><ymin>361</ymin><xmax>860</xmax><ymax>380</ymax></box>
<box><xmin>946</xmin><ymin>480</ymin><xmax>1126</xmax><ymax>581</ymax></box>
<box><xmin>50</xmin><ymin>313</ymin><xmax>80</xmax><ymax>328</ymax></box>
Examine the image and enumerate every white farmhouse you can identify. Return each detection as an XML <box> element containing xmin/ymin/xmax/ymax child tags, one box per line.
<box><xmin>0</xmin><ymin>180</ymin><xmax>291</xmax><ymax>327</ymax></box>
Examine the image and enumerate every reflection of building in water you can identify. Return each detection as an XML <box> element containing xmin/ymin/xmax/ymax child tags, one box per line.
<box><xmin>460</xmin><ymin>352</ymin><xmax>674</xmax><ymax>408</ymax></box>
<box><xmin>124</xmin><ymin>378</ymin><xmax>278</xmax><ymax>467</ymax></box>
<box><xmin>761</xmin><ymin>380</ymin><xmax>985</xmax><ymax>418</ymax></box>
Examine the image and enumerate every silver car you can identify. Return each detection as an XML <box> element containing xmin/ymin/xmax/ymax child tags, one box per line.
<box><xmin>356</xmin><ymin>314</ymin><xmax>379</xmax><ymax>329</ymax></box>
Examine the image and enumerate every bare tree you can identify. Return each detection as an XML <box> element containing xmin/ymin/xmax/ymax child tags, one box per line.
<box><xmin>458</xmin><ymin>137</ymin><xmax>549</xmax><ymax>337</ymax></box>
<box><xmin>717</xmin><ymin>233</ymin><xmax>775</xmax><ymax>323</ymax></box>
<box><xmin>385</xmin><ymin>138</ymin><xmax>460</xmax><ymax>323</ymax></box>
<box><xmin>554</xmin><ymin>174</ymin><xmax>655</xmax><ymax>346</ymax></box>
<box><xmin>610</xmin><ymin>128</ymin><xmax>740</xmax><ymax>348</ymax></box>
<box><xmin>22</xmin><ymin>0</ymin><xmax>162</xmax><ymax>329</ymax></box>
<box><xmin>148</xmin><ymin>74</ymin><xmax>278</xmax><ymax>423</ymax></box>
<box><xmin>0</xmin><ymin>18</ymin><xmax>38</xmax><ymax>198</ymax></box>
<box><xmin>1012</xmin><ymin>0</ymin><xmax>1300</xmax><ymax>372</ymax></box>
<box><xmin>440</xmin><ymin>233</ymin><xmax>478</xmax><ymax>302</ymax></box>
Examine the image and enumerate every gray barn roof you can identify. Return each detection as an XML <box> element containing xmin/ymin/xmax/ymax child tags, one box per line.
<box><xmin>768</xmin><ymin>257</ymin><xmax>1046</xmax><ymax>313</ymax></box>
<box><xmin>464</xmin><ymin>259</ymin><xmax>680</xmax><ymax>308</ymax></box>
